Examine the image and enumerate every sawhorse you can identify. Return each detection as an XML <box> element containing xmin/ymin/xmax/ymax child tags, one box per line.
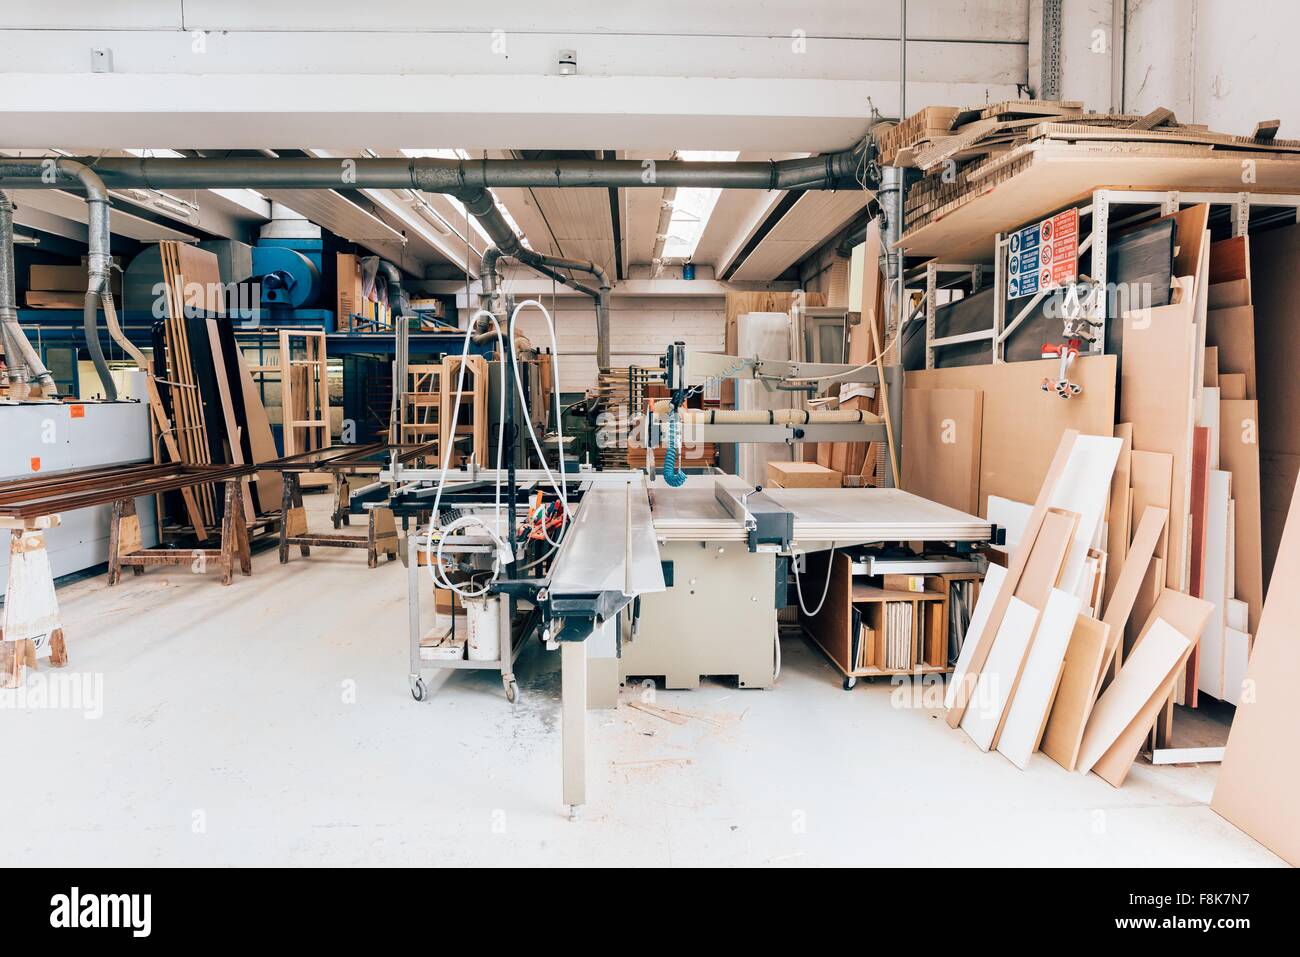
<box><xmin>1</xmin><ymin>514</ymin><xmax>68</xmax><ymax>689</ymax></box>
<box><xmin>108</xmin><ymin>478</ymin><xmax>252</xmax><ymax>586</ymax></box>
<box><xmin>279</xmin><ymin>471</ymin><xmax>398</xmax><ymax>568</ymax></box>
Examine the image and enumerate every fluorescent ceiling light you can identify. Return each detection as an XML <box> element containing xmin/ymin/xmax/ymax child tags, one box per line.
<box><xmin>660</xmin><ymin>150</ymin><xmax>737</xmax><ymax>262</ymax></box>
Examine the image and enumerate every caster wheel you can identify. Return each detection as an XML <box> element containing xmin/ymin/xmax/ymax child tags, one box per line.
<box><xmin>842</xmin><ymin>676</ymin><xmax>857</xmax><ymax>691</ymax></box>
<box><xmin>410</xmin><ymin>677</ymin><xmax>428</xmax><ymax>701</ymax></box>
<box><xmin>504</xmin><ymin>679</ymin><xmax>519</xmax><ymax>703</ymax></box>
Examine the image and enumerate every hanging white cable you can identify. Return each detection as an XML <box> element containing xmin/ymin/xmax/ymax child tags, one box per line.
<box><xmin>792</xmin><ymin>544</ymin><xmax>838</xmax><ymax>617</ymax></box>
<box><xmin>507</xmin><ymin>299</ymin><xmax>569</xmax><ymax>546</ymax></box>
<box><xmin>423</xmin><ymin>308</ymin><xmax>510</xmax><ymax>598</ymax></box>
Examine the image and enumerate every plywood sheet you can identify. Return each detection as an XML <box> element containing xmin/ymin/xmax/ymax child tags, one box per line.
<box><xmin>1048</xmin><ymin>435</ymin><xmax>1122</xmax><ymax>598</ymax></box>
<box><xmin>1205</xmin><ymin>306</ymin><xmax>1256</xmax><ymax>398</ymax></box>
<box><xmin>1219</xmin><ymin>374</ymin><xmax>1246</xmax><ymax>400</ymax></box>
<box><xmin>1101</xmin><ymin>506</ymin><xmax>1168</xmax><ymax>672</ymax></box>
<box><xmin>1077</xmin><ymin>618</ymin><xmax>1190</xmax><ymax>775</ymax></box>
<box><xmin>1120</xmin><ymin>282</ymin><xmax>1197</xmax><ymax>595</ymax></box>
<box><xmin>1129</xmin><ymin>450</ymin><xmax>1173</xmax><ymax>561</ymax></box>
<box><xmin>1208</xmin><ymin>279</ymin><xmax>1251</xmax><ymax>309</ymax></box>
<box><xmin>1220</xmin><ymin>399</ymin><xmax>1263</xmax><ymax>634</ymax></box>
<box><xmin>1014</xmin><ymin>508</ymin><xmax>1077</xmax><ymax>607</ymax></box>
<box><xmin>901</xmin><ymin>387</ymin><xmax>982</xmax><ymax>514</ymax></box>
<box><xmin>1208</xmin><ymin>235</ymin><xmax>1250</xmax><ymax>287</ymax></box>
<box><xmin>1040</xmin><ymin>616</ymin><xmax>1110</xmax><ymax>771</ymax></box>
<box><xmin>898</xmin><ymin>145</ymin><xmax>1300</xmax><ymax>261</ymax></box>
<box><xmin>1090</xmin><ymin>622</ymin><xmax>1196</xmax><ymax>787</ymax></box>
<box><xmin>1213</xmin><ymin>475</ymin><xmax>1300</xmax><ymax>864</ymax></box>
<box><xmin>233</xmin><ymin>348</ymin><xmax>283</xmax><ymax>510</ymax></box>
<box><xmin>907</xmin><ymin>357</ymin><xmax>1116</xmax><ymax>517</ymax></box>
<box><xmin>1103</xmin><ymin>423</ymin><xmax>1133</xmax><ymax>609</ymax></box>
<box><xmin>997</xmin><ymin>588</ymin><xmax>1083</xmax><ymax>769</ymax></box>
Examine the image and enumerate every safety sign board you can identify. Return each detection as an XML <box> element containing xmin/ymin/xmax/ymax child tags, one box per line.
<box><xmin>1006</xmin><ymin>208</ymin><xmax>1079</xmax><ymax>299</ymax></box>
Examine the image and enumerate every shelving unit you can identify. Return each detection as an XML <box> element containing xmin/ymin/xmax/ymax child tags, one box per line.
<box><xmin>801</xmin><ymin>552</ymin><xmax>959</xmax><ymax>689</ymax></box>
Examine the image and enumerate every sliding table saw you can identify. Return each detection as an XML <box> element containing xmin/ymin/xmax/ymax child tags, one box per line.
<box><xmin>382</xmin><ymin>344</ymin><xmax>994</xmax><ymax>817</ymax></box>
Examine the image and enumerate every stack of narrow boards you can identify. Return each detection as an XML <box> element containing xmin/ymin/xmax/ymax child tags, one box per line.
<box><xmin>945</xmin><ymin>430</ymin><xmax>1213</xmax><ymax>784</ymax></box>
<box><xmin>155</xmin><ymin>242</ymin><xmax>282</xmax><ymax>525</ymax></box>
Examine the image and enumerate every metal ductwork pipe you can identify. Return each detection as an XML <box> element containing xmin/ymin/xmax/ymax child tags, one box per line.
<box><xmin>375</xmin><ymin>259</ymin><xmax>409</xmax><ymax>319</ymax></box>
<box><xmin>1</xmin><ymin>159</ymin><xmax>117</xmax><ymax>399</ymax></box>
<box><xmin>0</xmin><ymin>190</ymin><xmax>59</xmax><ymax>395</ymax></box>
<box><xmin>0</xmin><ymin>141</ymin><xmax>873</xmax><ymax>381</ymax></box>
<box><xmin>457</xmin><ymin>188</ymin><xmax>614</xmax><ymax>369</ymax></box>
<box><xmin>0</xmin><ymin>146</ymin><xmax>869</xmax><ymax>195</ymax></box>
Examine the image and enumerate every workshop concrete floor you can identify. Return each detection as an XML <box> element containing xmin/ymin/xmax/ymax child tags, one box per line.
<box><xmin>0</xmin><ymin>501</ymin><xmax>1283</xmax><ymax>867</ymax></box>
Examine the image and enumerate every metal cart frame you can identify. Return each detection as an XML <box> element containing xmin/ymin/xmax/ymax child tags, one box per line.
<box><xmin>406</xmin><ymin>531</ymin><xmax>526</xmax><ymax>703</ymax></box>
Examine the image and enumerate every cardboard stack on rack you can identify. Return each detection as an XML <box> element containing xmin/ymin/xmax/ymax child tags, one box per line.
<box><xmin>25</xmin><ymin>258</ymin><xmax>121</xmax><ymax>308</ymax></box>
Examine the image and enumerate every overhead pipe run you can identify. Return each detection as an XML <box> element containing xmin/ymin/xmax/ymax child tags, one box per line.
<box><xmin>0</xmin><ymin>147</ymin><xmax>869</xmax><ymax>195</ymax></box>
<box><xmin>0</xmin><ymin>140</ymin><xmax>873</xmax><ymax>377</ymax></box>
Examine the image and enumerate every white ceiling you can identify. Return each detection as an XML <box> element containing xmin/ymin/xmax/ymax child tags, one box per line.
<box><xmin>0</xmin><ymin>0</ymin><xmax>1027</xmax><ymax>281</ymax></box>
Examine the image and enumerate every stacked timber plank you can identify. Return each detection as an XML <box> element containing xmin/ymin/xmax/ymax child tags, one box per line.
<box><xmin>593</xmin><ymin>366</ymin><xmax>659</xmax><ymax>471</ymax></box>
<box><xmin>159</xmin><ymin>242</ymin><xmax>218</xmax><ymax>525</ymax></box>
<box><xmin>154</xmin><ymin>241</ymin><xmax>281</xmax><ymax>528</ymax></box>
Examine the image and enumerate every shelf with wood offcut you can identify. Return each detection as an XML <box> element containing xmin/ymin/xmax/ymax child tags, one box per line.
<box><xmin>800</xmin><ymin>552</ymin><xmax>981</xmax><ymax>688</ymax></box>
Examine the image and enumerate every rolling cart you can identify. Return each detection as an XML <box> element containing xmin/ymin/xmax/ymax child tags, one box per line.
<box><xmin>406</xmin><ymin>530</ymin><xmax>526</xmax><ymax>703</ymax></box>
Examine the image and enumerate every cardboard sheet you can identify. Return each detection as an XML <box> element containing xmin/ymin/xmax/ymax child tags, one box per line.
<box><xmin>1212</xmin><ymin>478</ymin><xmax>1300</xmax><ymax>865</ymax></box>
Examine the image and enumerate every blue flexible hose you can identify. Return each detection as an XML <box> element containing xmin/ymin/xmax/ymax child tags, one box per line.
<box><xmin>663</xmin><ymin>410</ymin><xmax>687</xmax><ymax>487</ymax></box>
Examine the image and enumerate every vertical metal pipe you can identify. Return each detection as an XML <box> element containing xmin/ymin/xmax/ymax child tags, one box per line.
<box><xmin>0</xmin><ymin>190</ymin><xmax>59</xmax><ymax>394</ymax></box>
<box><xmin>899</xmin><ymin>0</ymin><xmax>908</xmax><ymax>119</ymax></box>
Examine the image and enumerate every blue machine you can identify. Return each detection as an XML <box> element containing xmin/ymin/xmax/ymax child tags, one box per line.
<box><xmin>250</xmin><ymin>238</ymin><xmax>331</xmax><ymax>327</ymax></box>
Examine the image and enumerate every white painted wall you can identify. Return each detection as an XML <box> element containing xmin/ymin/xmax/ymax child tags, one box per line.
<box><xmin>1055</xmin><ymin>0</ymin><xmax>1115</xmax><ymax>110</ymax></box>
<box><xmin>1049</xmin><ymin>0</ymin><xmax>1300</xmax><ymax>135</ymax></box>
<box><xmin>1123</xmin><ymin>0</ymin><xmax>1300</xmax><ymax>135</ymax></box>
<box><xmin>509</xmin><ymin>295</ymin><xmax>724</xmax><ymax>393</ymax></box>
<box><xmin>0</xmin><ymin>0</ymin><xmax>1029</xmax><ymax>151</ymax></box>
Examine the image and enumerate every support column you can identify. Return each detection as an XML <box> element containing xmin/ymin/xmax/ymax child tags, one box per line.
<box><xmin>561</xmin><ymin>639</ymin><xmax>588</xmax><ymax>817</ymax></box>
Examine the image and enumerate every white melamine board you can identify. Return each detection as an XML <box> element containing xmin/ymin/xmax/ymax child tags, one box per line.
<box><xmin>960</xmin><ymin>597</ymin><xmax>1040</xmax><ymax>751</ymax></box>
<box><xmin>1152</xmin><ymin>747</ymin><xmax>1224</xmax><ymax>765</ymax></box>
<box><xmin>1077</xmin><ymin>618</ymin><xmax>1191</xmax><ymax>773</ymax></box>
<box><xmin>1198</xmin><ymin>387</ymin><xmax>1221</xmax><ymax>471</ymax></box>
<box><xmin>1048</xmin><ymin>435</ymin><xmax>1123</xmax><ymax>598</ymax></box>
<box><xmin>997</xmin><ymin>587</ymin><xmax>1083</xmax><ymax>770</ymax></box>
<box><xmin>944</xmin><ymin>562</ymin><xmax>1008</xmax><ymax>711</ymax></box>
<box><xmin>1226</xmin><ymin>598</ymin><xmax>1248</xmax><ymax>633</ymax></box>
<box><xmin>987</xmin><ymin>495</ymin><xmax>1031</xmax><ymax>550</ymax></box>
<box><xmin>1222</xmin><ymin>627</ymin><xmax>1250</xmax><ymax>706</ymax></box>
<box><xmin>1198</xmin><ymin>470</ymin><xmax>1231</xmax><ymax>699</ymax></box>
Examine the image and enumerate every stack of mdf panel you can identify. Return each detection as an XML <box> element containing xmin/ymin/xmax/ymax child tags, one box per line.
<box><xmin>944</xmin><ymin>430</ymin><xmax>1214</xmax><ymax>785</ymax></box>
